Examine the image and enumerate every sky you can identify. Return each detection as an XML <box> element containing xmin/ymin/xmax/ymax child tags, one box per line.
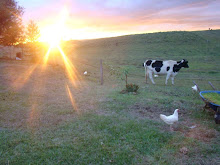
<box><xmin>18</xmin><ymin>0</ymin><xmax>220</xmax><ymax>40</ymax></box>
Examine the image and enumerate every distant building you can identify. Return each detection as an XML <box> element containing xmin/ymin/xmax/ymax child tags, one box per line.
<box><xmin>0</xmin><ymin>45</ymin><xmax>22</xmax><ymax>59</ymax></box>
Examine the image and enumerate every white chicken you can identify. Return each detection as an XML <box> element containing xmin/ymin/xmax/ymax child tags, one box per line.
<box><xmin>160</xmin><ymin>109</ymin><xmax>179</xmax><ymax>131</ymax></box>
<box><xmin>84</xmin><ymin>71</ymin><xmax>87</xmax><ymax>75</ymax></box>
<box><xmin>192</xmin><ymin>85</ymin><xmax>198</xmax><ymax>92</ymax></box>
<box><xmin>154</xmin><ymin>74</ymin><xmax>159</xmax><ymax>77</ymax></box>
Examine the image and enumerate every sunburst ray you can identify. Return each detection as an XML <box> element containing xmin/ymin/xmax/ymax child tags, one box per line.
<box><xmin>66</xmin><ymin>84</ymin><xmax>79</xmax><ymax>113</ymax></box>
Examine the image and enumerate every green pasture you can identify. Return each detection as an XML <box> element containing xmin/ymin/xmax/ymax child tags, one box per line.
<box><xmin>0</xmin><ymin>30</ymin><xmax>220</xmax><ymax>164</ymax></box>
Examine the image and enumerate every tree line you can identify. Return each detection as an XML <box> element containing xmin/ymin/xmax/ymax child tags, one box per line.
<box><xmin>0</xmin><ymin>0</ymin><xmax>40</xmax><ymax>46</ymax></box>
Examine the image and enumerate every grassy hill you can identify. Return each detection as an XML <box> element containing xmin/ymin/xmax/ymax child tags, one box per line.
<box><xmin>0</xmin><ymin>30</ymin><xmax>220</xmax><ymax>164</ymax></box>
<box><xmin>68</xmin><ymin>30</ymin><xmax>220</xmax><ymax>84</ymax></box>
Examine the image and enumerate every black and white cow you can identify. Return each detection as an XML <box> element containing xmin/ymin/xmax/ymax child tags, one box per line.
<box><xmin>143</xmin><ymin>59</ymin><xmax>189</xmax><ymax>85</ymax></box>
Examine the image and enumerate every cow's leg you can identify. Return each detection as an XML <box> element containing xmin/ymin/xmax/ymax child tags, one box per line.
<box><xmin>145</xmin><ymin>67</ymin><xmax>148</xmax><ymax>83</ymax></box>
<box><xmin>148</xmin><ymin>71</ymin><xmax>155</xmax><ymax>84</ymax></box>
<box><xmin>165</xmin><ymin>73</ymin><xmax>171</xmax><ymax>85</ymax></box>
<box><xmin>171</xmin><ymin>76</ymin><xmax>175</xmax><ymax>85</ymax></box>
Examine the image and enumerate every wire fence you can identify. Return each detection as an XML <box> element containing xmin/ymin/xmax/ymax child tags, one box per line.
<box><xmin>68</xmin><ymin>58</ymin><xmax>220</xmax><ymax>83</ymax></box>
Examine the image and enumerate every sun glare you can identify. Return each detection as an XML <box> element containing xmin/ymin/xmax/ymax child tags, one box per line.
<box><xmin>39</xmin><ymin>25</ymin><xmax>63</xmax><ymax>48</ymax></box>
<box><xmin>41</xmin><ymin>7</ymin><xmax>69</xmax><ymax>66</ymax></box>
<box><xmin>40</xmin><ymin>7</ymin><xmax>82</xmax><ymax>89</ymax></box>
<box><xmin>39</xmin><ymin>7</ymin><xmax>68</xmax><ymax>47</ymax></box>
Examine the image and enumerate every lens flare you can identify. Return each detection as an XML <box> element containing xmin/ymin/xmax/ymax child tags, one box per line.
<box><xmin>66</xmin><ymin>85</ymin><xmax>79</xmax><ymax>113</ymax></box>
<box><xmin>28</xmin><ymin>7</ymin><xmax>83</xmax><ymax>118</ymax></box>
<box><xmin>12</xmin><ymin>64</ymin><xmax>38</xmax><ymax>90</ymax></box>
<box><xmin>57</xmin><ymin>45</ymin><xmax>81</xmax><ymax>87</ymax></box>
<box><xmin>43</xmin><ymin>46</ymin><xmax>52</xmax><ymax>66</ymax></box>
<box><xmin>39</xmin><ymin>7</ymin><xmax>69</xmax><ymax>47</ymax></box>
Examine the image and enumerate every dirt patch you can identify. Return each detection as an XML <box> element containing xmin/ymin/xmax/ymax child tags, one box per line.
<box><xmin>130</xmin><ymin>103</ymin><xmax>167</xmax><ymax>122</ymax></box>
<box><xmin>185</xmin><ymin>126</ymin><xmax>216</xmax><ymax>142</ymax></box>
<box><xmin>131</xmin><ymin>102</ymin><xmax>218</xmax><ymax>142</ymax></box>
<box><xmin>177</xmin><ymin>124</ymin><xmax>217</xmax><ymax>142</ymax></box>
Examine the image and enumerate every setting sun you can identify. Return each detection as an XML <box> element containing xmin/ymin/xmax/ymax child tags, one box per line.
<box><xmin>39</xmin><ymin>25</ymin><xmax>63</xmax><ymax>48</ymax></box>
<box><xmin>39</xmin><ymin>7</ymin><xmax>80</xmax><ymax>88</ymax></box>
<box><xmin>39</xmin><ymin>7</ymin><xmax>68</xmax><ymax>47</ymax></box>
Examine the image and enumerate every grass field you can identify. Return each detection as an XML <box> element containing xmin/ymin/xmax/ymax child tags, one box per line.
<box><xmin>0</xmin><ymin>30</ymin><xmax>220</xmax><ymax>164</ymax></box>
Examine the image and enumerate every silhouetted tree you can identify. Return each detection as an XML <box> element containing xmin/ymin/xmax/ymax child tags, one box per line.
<box><xmin>0</xmin><ymin>0</ymin><xmax>24</xmax><ymax>45</ymax></box>
<box><xmin>25</xmin><ymin>20</ymin><xmax>41</xmax><ymax>62</ymax></box>
<box><xmin>26</xmin><ymin>20</ymin><xmax>40</xmax><ymax>42</ymax></box>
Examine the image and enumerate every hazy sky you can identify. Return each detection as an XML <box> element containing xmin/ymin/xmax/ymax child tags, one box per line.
<box><xmin>18</xmin><ymin>0</ymin><xmax>220</xmax><ymax>40</ymax></box>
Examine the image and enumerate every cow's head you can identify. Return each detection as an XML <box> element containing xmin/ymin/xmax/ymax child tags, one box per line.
<box><xmin>143</xmin><ymin>60</ymin><xmax>152</xmax><ymax>67</ymax></box>
<box><xmin>181</xmin><ymin>59</ymin><xmax>189</xmax><ymax>68</ymax></box>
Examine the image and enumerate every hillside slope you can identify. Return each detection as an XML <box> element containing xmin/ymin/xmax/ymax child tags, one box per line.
<box><xmin>68</xmin><ymin>30</ymin><xmax>220</xmax><ymax>83</ymax></box>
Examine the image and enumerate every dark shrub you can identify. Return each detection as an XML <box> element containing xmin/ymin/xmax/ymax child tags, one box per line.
<box><xmin>126</xmin><ymin>83</ymin><xmax>139</xmax><ymax>92</ymax></box>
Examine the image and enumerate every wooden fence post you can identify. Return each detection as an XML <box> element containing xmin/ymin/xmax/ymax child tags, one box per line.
<box><xmin>100</xmin><ymin>59</ymin><xmax>103</xmax><ymax>85</ymax></box>
<box><xmin>125</xmin><ymin>73</ymin><xmax>128</xmax><ymax>86</ymax></box>
<box><xmin>208</xmin><ymin>81</ymin><xmax>216</xmax><ymax>90</ymax></box>
<box><xmin>193</xmin><ymin>81</ymin><xmax>201</xmax><ymax>92</ymax></box>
